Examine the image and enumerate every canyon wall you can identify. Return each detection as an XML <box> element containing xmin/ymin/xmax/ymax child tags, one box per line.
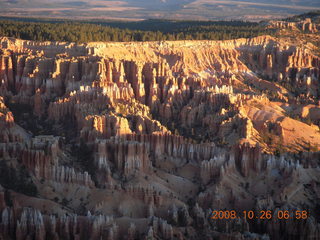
<box><xmin>0</xmin><ymin>34</ymin><xmax>320</xmax><ymax>239</ymax></box>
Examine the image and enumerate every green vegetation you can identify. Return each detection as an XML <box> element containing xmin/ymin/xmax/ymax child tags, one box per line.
<box><xmin>71</xmin><ymin>140</ymin><xmax>97</xmax><ymax>185</ymax></box>
<box><xmin>0</xmin><ymin>161</ymin><xmax>38</xmax><ymax>197</ymax></box>
<box><xmin>0</xmin><ymin>18</ymin><xmax>275</xmax><ymax>43</ymax></box>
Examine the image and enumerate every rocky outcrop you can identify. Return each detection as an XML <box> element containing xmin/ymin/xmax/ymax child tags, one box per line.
<box><xmin>268</xmin><ymin>18</ymin><xmax>319</xmax><ymax>33</ymax></box>
<box><xmin>1</xmin><ymin>35</ymin><xmax>319</xmax><ymax>149</ymax></box>
<box><xmin>1</xmin><ymin>34</ymin><xmax>320</xmax><ymax>240</ymax></box>
<box><xmin>95</xmin><ymin>137</ymin><xmax>150</xmax><ymax>176</ymax></box>
<box><xmin>125</xmin><ymin>185</ymin><xmax>163</xmax><ymax>207</ymax></box>
<box><xmin>0</xmin><ymin>207</ymin><xmax>119</xmax><ymax>240</ymax></box>
<box><xmin>104</xmin><ymin>133</ymin><xmax>217</xmax><ymax>162</ymax></box>
<box><xmin>19</xmin><ymin>136</ymin><xmax>94</xmax><ymax>187</ymax></box>
<box><xmin>0</xmin><ymin>97</ymin><xmax>25</xmax><ymax>143</ymax></box>
<box><xmin>150</xmin><ymin>216</ymin><xmax>173</xmax><ymax>240</ymax></box>
<box><xmin>240</xmin><ymin>41</ymin><xmax>320</xmax><ymax>92</ymax></box>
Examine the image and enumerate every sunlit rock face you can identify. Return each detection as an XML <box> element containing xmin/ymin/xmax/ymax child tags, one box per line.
<box><xmin>268</xmin><ymin>18</ymin><xmax>320</xmax><ymax>33</ymax></box>
<box><xmin>0</xmin><ymin>34</ymin><xmax>320</xmax><ymax>240</ymax></box>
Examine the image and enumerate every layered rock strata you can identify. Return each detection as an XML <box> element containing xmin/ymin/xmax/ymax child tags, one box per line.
<box><xmin>0</xmin><ymin>34</ymin><xmax>320</xmax><ymax>239</ymax></box>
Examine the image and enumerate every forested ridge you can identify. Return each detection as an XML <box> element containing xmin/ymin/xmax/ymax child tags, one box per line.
<box><xmin>0</xmin><ymin>18</ymin><xmax>275</xmax><ymax>42</ymax></box>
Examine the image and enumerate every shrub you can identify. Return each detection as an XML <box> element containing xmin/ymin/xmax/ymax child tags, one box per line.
<box><xmin>0</xmin><ymin>161</ymin><xmax>38</xmax><ymax>197</ymax></box>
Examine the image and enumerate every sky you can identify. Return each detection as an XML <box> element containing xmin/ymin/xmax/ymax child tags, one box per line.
<box><xmin>0</xmin><ymin>0</ymin><xmax>320</xmax><ymax>21</ymax></box>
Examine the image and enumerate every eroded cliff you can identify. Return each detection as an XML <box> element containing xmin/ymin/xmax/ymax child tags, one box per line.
<box><xmin>0</xmin><ymin>33</ymin><xmax>320</xmax><ymax>239</ymax></box>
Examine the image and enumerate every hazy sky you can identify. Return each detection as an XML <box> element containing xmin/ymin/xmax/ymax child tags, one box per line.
<box><xmin>0</xmin><ymin>0</ymin><xmax>320</xmax><ymax>20</ymax></box>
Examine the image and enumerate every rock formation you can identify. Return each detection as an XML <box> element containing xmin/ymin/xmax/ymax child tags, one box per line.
<box><xmin>0</xmin><ymin>27</ymin><xmax>320</xmax><ymax>239</ymax></box>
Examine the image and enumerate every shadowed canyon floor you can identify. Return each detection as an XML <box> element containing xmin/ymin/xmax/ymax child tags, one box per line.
<box><xmin>0</xmin><ymin>20</ymin><xmax>320</xmax><ymax>239</ymax></box>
